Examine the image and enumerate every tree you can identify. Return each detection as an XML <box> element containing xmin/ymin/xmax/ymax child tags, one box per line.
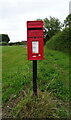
<box><xmin>44</xmin><ymin>16</ymin><xmax>63</xmax><ymax>40</ymax></box>
<box><xmin>64</xmin><ymin>14</ymin><xmax>71</xmax><ymax>28</ymax></box>
<box><xmin>36</xmin><ymin>19</ymin><xmax>49</xmax><ymax>44</ymax></box>
<box><xmin>0</xmin><ymin>34</ymin><xmax>10</xmax><ymax>43</ymax></box>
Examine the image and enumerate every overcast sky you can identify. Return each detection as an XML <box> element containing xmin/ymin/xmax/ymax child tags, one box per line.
<box><xmin>0</xmin><ymin>0</ymin><xmax>70</xmax><ymax>42</ymax></box>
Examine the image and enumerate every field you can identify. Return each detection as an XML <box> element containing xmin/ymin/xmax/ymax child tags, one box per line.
<box><xmin>2</xmin><ymin>46</ymin><xmax>69</xmax><ymax>118</ymax></box>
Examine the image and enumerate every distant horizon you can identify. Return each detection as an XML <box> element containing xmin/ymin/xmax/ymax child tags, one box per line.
<box><xmin>9</xmin><ymin>38</ymin><xmax>27</xmax><ymax>42</ymax></box>
<box><xmin>0</xmin><ymin>34</ymin><xmax>27</xmax><ymax>42</ymax></box>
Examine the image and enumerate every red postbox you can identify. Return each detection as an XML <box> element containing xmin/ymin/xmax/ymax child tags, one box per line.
<box><xmin>27</xmin><ymin>21</ymin><xmax>44</xmax><ymax>60</ymax></box>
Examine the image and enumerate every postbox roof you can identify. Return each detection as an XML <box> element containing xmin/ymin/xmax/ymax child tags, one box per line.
<box><xmin>27</xmin><ymin>20</ymin><xmax>43</xmax><ymax>28</ymax></box>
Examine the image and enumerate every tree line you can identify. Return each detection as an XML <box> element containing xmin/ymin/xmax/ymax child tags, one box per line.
<box><xmin>0</xmin><ymin>34</ymin><xmax>26</xmax><ymax>46</ymax></box>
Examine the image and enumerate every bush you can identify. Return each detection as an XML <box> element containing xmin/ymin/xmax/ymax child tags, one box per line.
<box><xmin>46</xmin><ymin>27</ymin><xmax>70</xmax><ymax>54</ymax></box>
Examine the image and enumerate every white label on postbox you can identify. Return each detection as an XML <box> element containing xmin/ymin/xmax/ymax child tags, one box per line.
<box><xmin>32</xmin><ymin>41</ymin><xmax>39</xmax><ymax>53</ymax></box>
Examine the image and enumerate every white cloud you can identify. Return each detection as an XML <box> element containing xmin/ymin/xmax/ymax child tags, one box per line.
<box><xmin>0</xmin><ymin>0</ymin><xmax>70</xmax><ymax>42</ymax></box>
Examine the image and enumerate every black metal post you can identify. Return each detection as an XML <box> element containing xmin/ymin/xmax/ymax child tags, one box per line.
<box><xmin>33</xmin><ymin>60</ymin><xmax>37</xmax><ymax>96</ymax></box>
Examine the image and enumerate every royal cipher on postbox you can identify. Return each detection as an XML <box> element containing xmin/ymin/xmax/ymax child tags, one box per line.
<box><xmin>27</xmin><ymin>20</ymin><xmax>44</xmax><ymax>60</ymax></box>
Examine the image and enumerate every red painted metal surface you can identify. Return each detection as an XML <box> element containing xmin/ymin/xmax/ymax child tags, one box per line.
<box><xmin>27</xmin><ymin>21</ymin><xmax>44</xmax><ymax>60</ymax></box>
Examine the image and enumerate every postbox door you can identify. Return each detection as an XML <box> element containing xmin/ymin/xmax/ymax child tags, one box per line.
<box><xmin>27</xmin><ymin>38</ymin><xmax>44</xmax><ymax>60</ymax></box>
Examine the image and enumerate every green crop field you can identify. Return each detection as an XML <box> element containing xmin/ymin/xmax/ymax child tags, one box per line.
<box><xmin>2</xmin><ymin>46</ymin><xmax>69</xmax><ymax>118</ymax></box>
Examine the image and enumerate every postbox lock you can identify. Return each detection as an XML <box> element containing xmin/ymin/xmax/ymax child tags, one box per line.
<box><xmin>34</xmin><ymin>37</ymin><xmax>37</xmax><ymax>39</ymax></box>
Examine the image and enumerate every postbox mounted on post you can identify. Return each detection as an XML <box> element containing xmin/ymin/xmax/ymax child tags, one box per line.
<box><xmin>27</xmin><ymin>21</ymin><xmax>44</xmax><ymax>60</ymax></box>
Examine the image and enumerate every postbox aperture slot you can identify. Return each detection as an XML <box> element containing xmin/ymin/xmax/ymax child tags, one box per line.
<box><xmin>32</xmin><ymin>41</ymin><xmax>39</xmax><ymax>54</ymax></box>
<box><xmin>28</xmin><ymin>28</ymin><xmax>42</xmax><ymax>30</ymax></box>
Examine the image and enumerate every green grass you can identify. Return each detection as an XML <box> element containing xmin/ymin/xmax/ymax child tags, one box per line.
<box><xmin>2</xmin><ymin>46</ymin><xmax>32</xmax><ymax>102</ymax></box>
<box><xmin>2</xmin><ymin>46</ymin><xmax>69</xmax><ymax>118</ymax></box>
<box><xmin>12</xmin><ymin>93</ymin><xmax>69</xmax><ymax>118</ymax></box>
